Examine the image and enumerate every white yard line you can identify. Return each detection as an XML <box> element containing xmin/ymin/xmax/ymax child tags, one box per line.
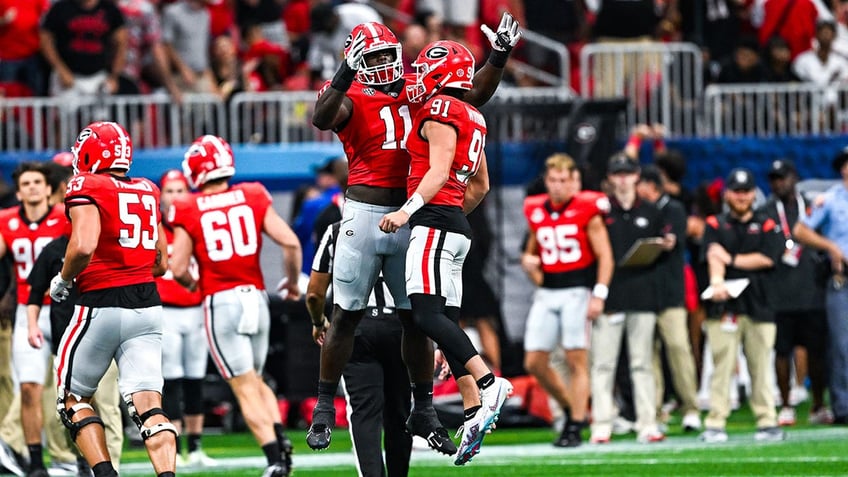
<box><xmin>114</xmin><ymin>427</ymin><xmax>848</xmax><ymax>475</ymax></box>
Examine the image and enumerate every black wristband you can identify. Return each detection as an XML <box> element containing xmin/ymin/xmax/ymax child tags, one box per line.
<box><xmin>330</xmin><ymin>61</ymin><xmax>357</xmax><ymax>92</ymax></box>
<box><xmin>487</xmin><ymin>49</ymin><xmax>509</xmax><ymax>68</ymax></box>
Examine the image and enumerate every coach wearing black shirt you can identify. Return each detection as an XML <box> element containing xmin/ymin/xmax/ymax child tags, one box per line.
<box><xmin>637</xmin><ymin>166</ymin><xmax>702</xmax><ymax>432</ymax></box>
<box><xmin>590</xmin><ymin>154</ymin><xmax>665</xmax><ymax>445</ymax></box>
<box><xmin>758</xmin><ymin>160</ymin><xmax>829</xmax><ymax>425</ymax></box>
<box><xmin>700</xmin><ymin>168</ymin><xmax>784</xmax><ymax>444</ymax></box>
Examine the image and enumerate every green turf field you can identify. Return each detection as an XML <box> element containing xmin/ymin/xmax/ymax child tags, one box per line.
<box><xmin>116</xmin><ymin>401</ymin><xmax>848</xmax><ymax>476</ymax></box>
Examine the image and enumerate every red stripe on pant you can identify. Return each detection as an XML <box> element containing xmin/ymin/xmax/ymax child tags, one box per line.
<box><xmin>56</xmin><ymin>305</ymin><xmax>87</xmax><ymax>391</ymax></box>
<box><xmin>421</xmin><ymin>228</ymin><xmax>437</xmax><ymax>294</ymax></box>
<box><xmin>204</xmin><ymin>296</ymin><xmax>231</xmax><ymax>379</ymax></box>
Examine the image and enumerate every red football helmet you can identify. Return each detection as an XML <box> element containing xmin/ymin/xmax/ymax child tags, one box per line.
<box><xmin>406</xmin><ymin>40</ymin><xmax>475</xmax><ymax>103</ymax></box>
<box><xmin>182</xmin><ymin>135</ymin><xmax>235</xmax><ymax>189</ymax></box>
<box><xmin>51</xmin><ymin>151</ymin><xmax>74</xmax><ymax>168</ymax></box>
<box><xmin>345</xmin><ymin>22</ymin><xmax>403</xmax><ymax>86</ymax></box>
<box><xmin>159</xmin><ymin>169</ymin><xmax>190</xmax><ymax>189</ymax></box>
<box><xmin>71</xmin><ymin>121</ymin><xmax>133</xmax><ymax>174</ymax></box>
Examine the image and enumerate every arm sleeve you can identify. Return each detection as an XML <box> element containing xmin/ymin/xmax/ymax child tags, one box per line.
<box><xmin>26</xmin><ymin>240</ymin><xmax>61</xmax><ymax>306</ymax></box>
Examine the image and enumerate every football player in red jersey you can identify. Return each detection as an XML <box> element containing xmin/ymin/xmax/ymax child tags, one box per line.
<box><xmin>307</xmin><ymin>14</ymin><xmax>521</xmax><ymax>454</ymax></box>
<box><xmin>379</xmin><ymin>40</ymin><xmax>512</xmax><ymax>466</ymax></box>
<box><xmin>49</xmin><ymin>121</ymin><xmax>177</xmax><ymax>477</ymax></box>
<box><xmin>520</xmin><ymin>153</ymin><xmax>614</xmax><ymax>448</ymax></box>
<box><xmin>0</xmin><ymin>162</ymin><xmax>71</xmax><ymax>476</ymax></box>
<box><xmin>155</xmin><ymin>170</ymin><xmax>217</xmax><ymax>468</ymax></box>
<box><xmin>169</xmin><ymin>135</ymin><xmax>301</xmax><ymax>477</ymax></box>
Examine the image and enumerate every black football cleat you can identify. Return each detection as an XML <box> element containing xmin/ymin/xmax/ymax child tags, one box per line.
<box><xmin>306</xmin><ymin>423</ymin><xmax>332</xmax><ymax>450</ymax></box>
<box><xmin>406</xmin><ymin>407</ymin><xmax>457</xmax><ymax>455</ymax></box>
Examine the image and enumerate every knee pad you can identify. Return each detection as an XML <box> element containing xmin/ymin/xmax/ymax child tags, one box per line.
<box><xmin>182</xmin><ymin>379</ymin><xmax>205</xmax><ymax>416</ymax></box>
<box><xmin>125</xmin><ymin>397</ymin><xmax>179</xmax><ymax>442</ymax></box>
<box><xmin>57</xmin><ymin>400</ymin><xmax>104</xmax><ymax>441</ymax></box>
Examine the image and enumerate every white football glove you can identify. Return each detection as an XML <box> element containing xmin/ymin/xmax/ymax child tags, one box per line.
<box><xmin>50</xmin><ymin>273</ymin><xmax>72</xmax><ymax>302</ymax></box>
<box><xmin>481</xmin><ymin>12</ymin><xmax>522</xmax><ymax>52</ymax></box>
<box><xmin>345</xmin><ymin>31</ymin><xmax>366</xmax><ymax>71</ymax></box>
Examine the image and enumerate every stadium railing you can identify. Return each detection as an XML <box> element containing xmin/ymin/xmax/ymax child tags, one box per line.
<box><xmin>580</xmin><ymin>41</ymin><xmax>703</xmax><ymax>138</ymax></box>
<box><xmin>0</xmin><ymin>92</ymin><xmax>226</xmax><ymax>151</ymax></box>
<box><xmin>1</xmin><ymin>88</ymin><xmax>579</xmax><ymax>153</ymax></box>
<box><xmin>704</xmin><ymin>82</ymin><xmax>848</xmax><ymax>137</ymax></box>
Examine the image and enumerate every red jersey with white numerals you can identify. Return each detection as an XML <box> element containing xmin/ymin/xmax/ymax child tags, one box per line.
<box><xmin>155</xmin><ymin>224</ymin><xmax>202</xmax><ymax>307</ymax></box>
<box><xmin>524</xmin><ymin>191</ymin><xmax>609</xmax><ymax>277</ymax></box>
<box><xmin>406</xmin><ymin>94</ymin><xmax>487</xmax><ymax>207</ymax></box>
<box><xmin>64</xmin><ymin>173</ymin><xmax>161</xmax><ymax>293</ymax></box>
<box><xmin>319</xmin><ymin>74</ymin><xmax>419</xmax><ymax>189</ymax></box>
<box><xmin>0</xmin><ymin>203</ymin><xmax>67</xmax><ymax>304</ymax></box>
<box><xmin>169</xmin><ymin>182</ymin><xmax>271</xmax><ymax>296</ymax></box>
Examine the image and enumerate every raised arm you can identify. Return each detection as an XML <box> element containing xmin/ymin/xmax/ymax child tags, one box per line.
<box><xmin>463</xmin><ymin>12</ymin><xmax>522</xmax><ymax>107</ymax></box>
<box><xmin>312</xmin><ymin>31</ymin><xmax>365</xmax><ymax>130</ymax></box>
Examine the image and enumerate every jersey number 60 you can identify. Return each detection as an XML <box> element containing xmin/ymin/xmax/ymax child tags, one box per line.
<box><xmin>200</xmin><ymin>205</ymin><xmax>258</xmax><ymax>261</ymax></box>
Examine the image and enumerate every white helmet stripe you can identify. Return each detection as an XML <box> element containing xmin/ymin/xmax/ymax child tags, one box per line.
<box><xmin>108</xmin><ymin>121</ymin><xmax>130</xmax><ymax>164</ymax></box>
<box><xmin>205</xmin><ymin>135</ymin><xmax>230</xmax><ymax>166</ymax></box>
<box><xmin>364</xmin><ymin>22</ymin><xmax>379</xmax><ymax>37</ymax></box>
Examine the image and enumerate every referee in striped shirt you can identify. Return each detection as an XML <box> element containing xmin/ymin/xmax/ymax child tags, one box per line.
<box><xmin>306</xmin><ymin>222</ymin><xmax>413</xmax><ymax>477</ymax></box>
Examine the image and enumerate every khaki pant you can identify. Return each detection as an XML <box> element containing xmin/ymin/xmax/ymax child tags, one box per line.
<box><xmin>654</xmin><ymin>307</ymin><xmax>700</xmax><ymax>415</ymax></box>
<box><xmin>0</xmin><ymin>356</ymin><xmax>76</xmax><ymax>464</ymax></box>
<box><xmin>0</xmin><ymin>360</ymin><xmax>122</xmax><ymax>469</ymax></box>
<box><xmin>704</xmin><ymin>315</ymin><xmax>777</xmax><ymax>429</ymax></box>
<box><xmin>91</xmin><ymin>361</ymin><xmax>123</xmax><ymax>470</ymax></box>
<box><xmin>590</xmin><ymin>311</ymin><xmax>658</xmax><ymax>435</ymax></box>
<box><xmin>0</xmin><ymin>326</ymin><xmax>13</xmax><ymax>420</ymax></box>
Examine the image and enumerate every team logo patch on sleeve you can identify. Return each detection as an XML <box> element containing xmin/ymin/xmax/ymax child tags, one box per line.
<box><xmin>596</xmin><ymin>196</ymin><xmax>611</xmax><ymax>213</ymax></box>
<box><xmin>530</xmin><ymin>208</ymin><xmax>545</xmax><ymax>224</ymax></box>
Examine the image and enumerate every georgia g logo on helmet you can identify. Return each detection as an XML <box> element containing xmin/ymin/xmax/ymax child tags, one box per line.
<box><xmin>425</xmin><ymin>45</ymin><xmax>449</xmax><ymax>60</ymax></box>
<box><xmin>76</xmin><ymin>128</ymin><xmax>92</xmax><ymax>145</ymax></box>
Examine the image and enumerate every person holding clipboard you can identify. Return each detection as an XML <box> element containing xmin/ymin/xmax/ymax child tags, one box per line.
<box><xmin>589</xmin><ymin>153</ymin><xmax>666</xmax><ymax>445</ymax></box>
